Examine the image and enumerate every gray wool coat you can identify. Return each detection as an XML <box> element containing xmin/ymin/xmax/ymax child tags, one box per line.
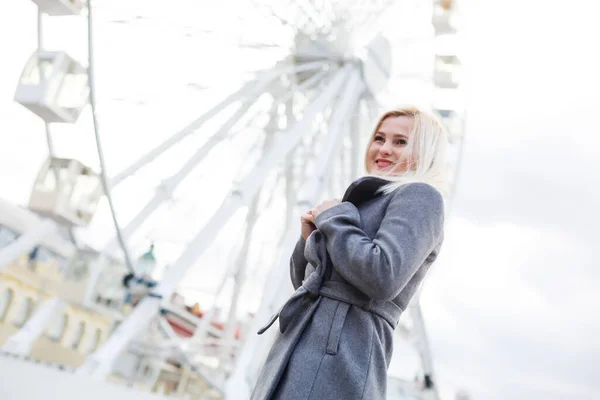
<box><xmin>250</xmin><ymin>176</ymin><xmax>445</xmax><ymax>400</ymax></box>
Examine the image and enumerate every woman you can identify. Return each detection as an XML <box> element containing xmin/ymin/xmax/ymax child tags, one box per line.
<box><xmin>251</xmin><ymin>107</ymin><xmax>448</xmax><ymax>400</ymax></box>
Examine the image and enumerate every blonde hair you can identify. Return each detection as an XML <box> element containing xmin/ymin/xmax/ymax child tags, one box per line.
<box><xmin>363</xmin><ymin>106</ymin><xmax>449</xmax><ymax>196</ymax></box>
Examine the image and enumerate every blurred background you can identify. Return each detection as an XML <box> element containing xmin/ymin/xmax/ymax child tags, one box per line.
<box><xmin>0</xmin><ymin>0</ymin><xmax>598</xmax><ymax>399</ymax></box>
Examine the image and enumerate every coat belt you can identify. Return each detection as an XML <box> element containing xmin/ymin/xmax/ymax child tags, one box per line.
<box><xmin>257</xmin><ymin>274</ymin><xmax>402</xmax><ymax>335</ymax></box>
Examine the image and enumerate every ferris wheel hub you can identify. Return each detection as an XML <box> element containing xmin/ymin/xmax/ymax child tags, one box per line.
<box><xmin>293</xmin><ymin>29</ymin><xmax>392</xmax><ymax>95</ymax></box>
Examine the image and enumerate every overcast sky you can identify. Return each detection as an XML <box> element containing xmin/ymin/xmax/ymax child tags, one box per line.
<box><xmin>1</xmin><ymin>1</ymin><xmax>599</xmax><ymax>400</ymax></box>
<box><xmin>422</xmin><ymin>1</ymin><xmax>600</xmax><ymax>399</ymax></box>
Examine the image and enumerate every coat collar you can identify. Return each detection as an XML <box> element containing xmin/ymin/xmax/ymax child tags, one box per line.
<box><xmin>341</xmin><ymin>176</ymin><xmax>392</xmax><ymax>207</ymax></box>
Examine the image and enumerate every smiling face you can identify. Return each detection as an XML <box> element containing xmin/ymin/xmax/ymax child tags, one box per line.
<box><xmin>366</xmin><ymin>115</ymin><xmax>415</xmax><ymax>176</ymax></box>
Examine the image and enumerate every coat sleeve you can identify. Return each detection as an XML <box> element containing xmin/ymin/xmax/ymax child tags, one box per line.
<box><xmin>289</xmin><ymin>235</ymin><xmax>308</xmax><ymax>290</ymax></box>
<box><xmin>314</xmin><ymin>183</ymin><xmax>444</xmax><ymax>301</ymax></box>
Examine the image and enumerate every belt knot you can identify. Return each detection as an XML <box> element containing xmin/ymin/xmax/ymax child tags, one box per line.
<box><xmin>257</xmin><ymin>268</ymin><xmax>324</xmax><ymax>335</ymax></box>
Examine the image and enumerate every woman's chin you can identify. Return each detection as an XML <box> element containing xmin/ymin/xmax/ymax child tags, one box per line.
<box><xmin>369</xmin><ymin>166</ymin><xmax>397</xmax><ymax>177</ymax></box>
<box><xmin>377</xmin><ymin>171</ymin><xmax>408</xmax><ymax>179</ymax></box>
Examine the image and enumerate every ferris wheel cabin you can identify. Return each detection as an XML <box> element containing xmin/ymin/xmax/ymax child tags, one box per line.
<box><xmin>434</xmin><ymin>55</ymin><xmax>461</xmax><ymax>89</ymax></box>
<box><xmin>30</xmin><ymin>0</ymin><xmax>86</xmax><ymax>16</ymax></box>
<box><xmin>432</xmin><ymin>0</ymin><xmax>457</xmax><ymax>35</ymax></box>
<box><xmin>14</xmin><ymin>51</ymin><xmax>89</xmax><ymax>124</ymax></box>
<box><xmin>28</xmin><ymin>157</ymin><xmax>101</xmax><ymax>227</ymax></box>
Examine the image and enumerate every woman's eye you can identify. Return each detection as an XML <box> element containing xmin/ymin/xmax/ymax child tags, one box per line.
<box><xmin>374</xmin><ymin>136</ymin><xmax>384</xmax><ymax>142</ymax></box>
<box><xmin>395</xmin><ymin>139</ymin><xmax>407</xmax><ymax>145</ymax></box>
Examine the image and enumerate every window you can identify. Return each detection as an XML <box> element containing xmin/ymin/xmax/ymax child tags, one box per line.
<box><xmin>0</xmin><ymin>225</ymin><xmax>18</xmax><ymax>249</ymax></box>
<box><xmin>65</xmin><ymin>258</ymin><xmax>90</xmax><ymax>281</ymax></box>
<box><xmin>70</xmin><ymin>320</ymin><xmax>86</xmax><ymax>350</ymax></box>
<box><xmin>31</xmin><ymin>246</ymin><xmax>69</xmax><ymax>273</ymax></box>
<box><xmin>88</xmin><ymin>328</ymin><xmax>102</xmax><ymax>353</ymax></box>
<box><xmin>21</xmin><ymin>59</ymin><xmax>54</xmax><ymax>86</ymax></box>
<box><xmin>35</xmin><ymin>165</ymin><xmax>70</xmax><ymax>193</ymax></box>
<box><xmin>46</xmin><ymin>313</ymin><xmax>68</xmax><ymax>342</ymax></box>
<box><xmin>55</xmin><ymin>72</ymin><xmax>88</xmax><ymax>109</ymax></box>
<box><xmin>40</xmin><ymin>169</ymin><xmax>58</xmax><ymax>192</ymax></box>
<box><xmin>0</xmin><ymin>288</ymin><xmax>14</xmax><ymax>321</ymax></box>
<box><xmin>69</xmin><ymin>173</ymin><xmax>99</xmax><ymax>213</ymax></box>
<box><xmin>13</xmin><ymin>297</ymin><xmax>34</xmax><ymax>327</ymax></box>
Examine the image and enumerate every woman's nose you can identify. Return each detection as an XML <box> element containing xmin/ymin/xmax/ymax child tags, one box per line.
<box><xmin>379</xmin><ymin>141</ymin><xmax>393</xmax><ymax>155</ymax></box>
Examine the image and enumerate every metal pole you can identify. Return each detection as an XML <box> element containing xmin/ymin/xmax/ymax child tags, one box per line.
<box><xmin>190</xmin><ymin>262</ymin><xmax>233</xmax><ymax>342</ymax></box>
<box><xmin>446</xmin><ymin>108</ymin><xmax>468</xmax><ymax>213</ymax></box>
<box><xmin>218</xmin><ymin>194</ymin><xmax>259</xmax><ymax>366</ymax></box>
<box><xmin>409</xmin><ymin>297</ymin><xmax>441</xmax><ymax>400</ymax></box>
<box><xmin>37</xmin><ymin>8</ymin><xmax>56</xmax><ymax>159</ymax></box>
<box><xmin>78</xmin><ymin>65</ymin><xmax>352</xmax><ymax>380</ymax></box>
<box><xmin>220</xmin><ymin>100</ymin><xmax>280</xmax><ymax>366</ymax></box>
<box><xmin>88</xmin><ymin>0</ymin><xmax>137</xmax><ymax>274</ymax></box>
<box><xmin>350</xmin><ymin>101</ymin><xmax>362</xmax><ymax>180</ymax></box>
<box><xmin>283</xmin><ymin>95</ymin><xmax>298</xmax><ymax>236</ymax></box>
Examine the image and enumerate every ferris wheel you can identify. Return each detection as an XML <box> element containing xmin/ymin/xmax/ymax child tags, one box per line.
<box><xmin>0</xmin><ymin>0</ymin><xmax>465</xmax><ymax>399</ymax></box>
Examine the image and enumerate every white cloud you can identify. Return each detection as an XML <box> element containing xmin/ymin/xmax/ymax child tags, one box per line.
<box><xmin>422</xmin><ymin>214</ymin><xmax>600</xmax><ymax>399</ymax></box>
<box><xmin>430</xmin><ymin>7</ymin><xmax>600</xmax><ymax>396</ymax></box>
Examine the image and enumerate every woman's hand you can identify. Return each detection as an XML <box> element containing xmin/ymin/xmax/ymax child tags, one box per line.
<box><xmin>300</xmin><ymin>199</ymin><xmax>341</xmax><ymax>240</ymax></box>
<box><xmin>301</xmin><ymin>211</ymin><xmax>316</xmax><ymax>240</ymax></box>
<box><xmin>310</xmin><ymin>198</ymin><xmax>341</xmax><ymax>220</ymax></box>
